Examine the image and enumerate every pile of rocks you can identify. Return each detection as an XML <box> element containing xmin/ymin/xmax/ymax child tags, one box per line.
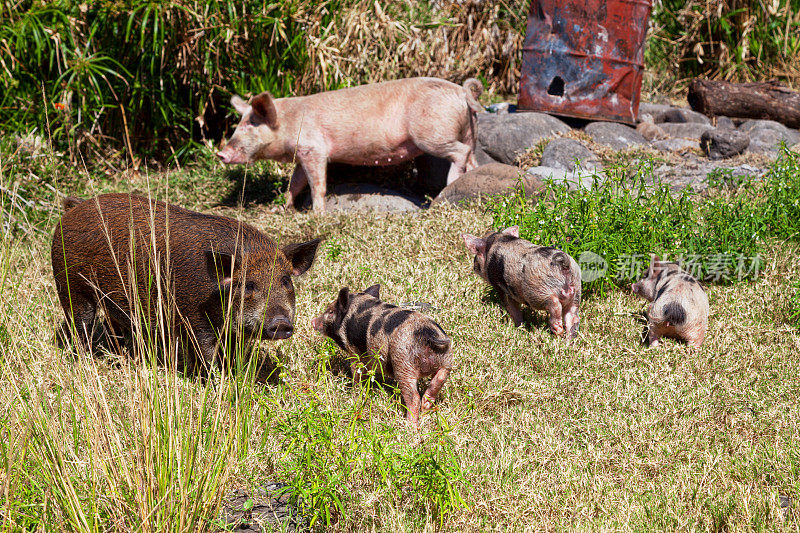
<box><xmin>304</xmin><ymin>102</ymin><xmax>800</xmax><ymax>213</ymax></box>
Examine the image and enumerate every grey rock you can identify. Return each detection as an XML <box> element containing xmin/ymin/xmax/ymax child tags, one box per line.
<box><xmin>584</xmin><ymin>122</ymin><xmax>647</xmax><ymax>150</ymax></box>
<box><xmin>473</xmin><ymin>144</ymin><xmax>498</xmax><ymax>166</ymax></box>
<box><xmin>638</xmin><ymin>102</ymin><xmax>674</xmax><ymax>121</ymax></box>
<box><xmin>540</xmin><ymin>138</ymin><xmax>603</xmax><ymax>172</ymax></box>
<box><xmin>700</xmin><ymin>129</ymin><xmax>750</xmax><ymax>159</ymax></box>
<box><xmin>433</xmin><ymin>163</ymin><xmax>542</xmax><ymax>205</ymax></box>
<box><xmin>652</xmin><ymin>138</ymin><xmax>701</xmax><ymax>152</ymax></box>
<box><xmin>658</xmin><ymin>122</ymin><xmax>715</xmax><ymax>140</ymax></box>
<box><xmin>715</xmin><ymin>116</ymin><xmax>736</xmax><ymax>129</ymax></box>
<box><xmin>738</xmin><ymin>119</ymin><xmax>800</xmax><ymax>155</ymax></box>
<box><xmin>302</xmin><ymin>183</ymin><xmax>422</xmax><ymax>213</ymax></box>
<box><xmin>655</xmin><ymin>107</ymin><xmax>711</xmax><ymax>125</ymax></box>
<box><xmin>637</xmin><ymin>122</ymin><xmax>668</xmax><ymax>141</ymax></box>
<box><xmin>477</xmin><ymin>112</ymin><xmax>571</xmax><ymax>164</ymax></box>
<box><xmin>525</xmin><ymin>165</ymin><xmax>599</xmax><ymax>190</ymax></box>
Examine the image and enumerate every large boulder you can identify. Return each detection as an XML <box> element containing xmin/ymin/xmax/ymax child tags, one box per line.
<box><xmin>433</xmin><ymin>163</ymin><xmax>543</xmax><ymax>205</ymax></box>
<box><xmin>738</xmin><ymin>119</ymin><xmax>800</xmax><ymax>155</ymax></box>
<box><xmin>638</xmin><ymin>102</ymin><xmax>675</xmax><ymax>122</ymax></box>
<box><xmin>584</xmin><ymin>122</ymin><xmax>647</xmax><ymax>150</ymax></box>
<box><xmin>477</xmin><ymin>112</ymin><xmax>571</xmax><ymax>164</ymax></box>
<box><xmin>301</xmin><ymin>183</ymin><xmax>422</xmax><ymax>213</ymax></box>
<box><xmin>700</xmin><ymin>129</ymin><xmax>750</xmax><ymax>160</ymax></box>
<box><xmin>654</xmin><ymin>107</ymin><xmax>711</xmax><ymax>125</ymax></box>
<box><xmin>652</xmin><ymin>138</ymin><xmax>701</xmax><ymax>153</ymax></box>
<box><xmin>658</xmin><ymin>122</ymin><xmax>715</xmax><ymax>140</ymax></box>
<box><xmin>540</xmin><ymin>138</ymin><xmax>603</xmax><ymax>173</ymax></box>
<box><xmin>637</xmin><ymin>122</ymin><xmax>668</xmax><ymax>141</ymax></box>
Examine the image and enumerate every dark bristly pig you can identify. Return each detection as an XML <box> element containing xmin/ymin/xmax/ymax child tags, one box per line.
<box><xmin>51</xmin><ymin>193</ymin><xmax>320</xmax><ymax>366</ymax></box>
<box><xmin>311</xmin><ymin>284</ymin><xmax>452</xmax><ymax>428</ymax></box>
<box><xmin>631</xmin><ymin>256</ymin><xmax>709</xmax><ymax>348</ymax></box>
<box><xmin>216</xmin><ymin>77</ymin><xmax>484</xmax><ymax>212</ymax></box>
<box><xmin>462</xmin><ymin>226</ymin><xmax>582</xmax><ymax>340</ymax></box>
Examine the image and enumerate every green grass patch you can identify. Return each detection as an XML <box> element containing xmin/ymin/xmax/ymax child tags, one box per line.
<box><xmin>489</xmin><ymin>148</ymin><xmax>800</xmax><ymax>294</ymax></box>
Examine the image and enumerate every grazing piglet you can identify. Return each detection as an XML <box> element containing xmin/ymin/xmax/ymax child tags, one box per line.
<box><xmin>216</xmin><ymin>77</ymin><xmax>484</xmax><ymax>212</ymax></box>
<box><xmin>632</xmin><ymin>256</ymin><xmax>709</xmax><ymax>347</ymax></box>
<box><xmin>462</xmin><ymin>226</ymin><xmax>581</xmax><ymax>340</ymax></box>
<box><xmin>51</xmin><ymin>193</ymin><xmax>320</xmax><ymax>365</ymax></box>
<box><xmin>311</xmin><ymin>284</ymin><xmax>452</xmax><ymax>427</ymax></box>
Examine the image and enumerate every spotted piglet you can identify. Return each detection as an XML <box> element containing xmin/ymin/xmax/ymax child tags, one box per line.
<box><xmin>463</xmin><ymin>226</ymin><xmax>582</xmax><ymax>340</ymax></box>
<box><xmin>631</xmin><ymin>256</ymin><xmax>709</xmax><ymax>347</ymax></box>
<box><xmin>311</xmin><ymin>284</ymin><xmax>453</xmax><ymax>427</ymax></box>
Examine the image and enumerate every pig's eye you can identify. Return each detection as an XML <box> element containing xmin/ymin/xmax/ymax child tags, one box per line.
<box><xmin>281</xmin><ymin>275</ymin><xmax>292</xmax><ymax>290</ymax></box>
<box><xmin>245</xmin><ymin>281</ymin><xmax>256</xmax><ymax>293</ymax></box>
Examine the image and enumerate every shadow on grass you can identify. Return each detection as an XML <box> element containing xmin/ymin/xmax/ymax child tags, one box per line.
<box><xmin>480</xmin><ymin>287</ymin><xmax>552</xmax><ymax>333</ymax></box>
<box><xmin>219</xmin><ymin>165</ymin><xmax>288</xmax><ymax>208</ymax></box>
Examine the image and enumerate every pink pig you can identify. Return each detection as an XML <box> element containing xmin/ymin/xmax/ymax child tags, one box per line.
<box><xmin>217</xmin><ymin>77</ymin><xmax>484</xmax><ymax>212</ymax></box>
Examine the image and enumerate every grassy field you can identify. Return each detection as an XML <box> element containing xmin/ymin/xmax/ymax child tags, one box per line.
<box><xmin>2</xmin><ymin>155</ymin><xmax>800</xmax><ymax>531</ymax></box>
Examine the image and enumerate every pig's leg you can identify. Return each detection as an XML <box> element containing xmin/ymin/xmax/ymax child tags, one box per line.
<box><xmin>546</xmin><ymin>296</ymin><xmax>565</xmax><ymax>336</ymax></box>
<box><xmin>193</xmin><ymin>329</ymin><xmax>220</xmax><ymax>369</ymax></box>
<box><xmin>59</xmin><ymin>291</ymin><xmax>97</xmax><ymax>353</ymax></box>
<box><xmin>646</xmin><ymin>325</ymin><xmax>661</xmax><ymax>347</ymax></box>
<box><xmin>297</xmin><ymin>154</ymin><xmax>328</xmax><ymax>213</ymax></box>
<box><xmin>285</xmin><ymin>164</ymin><xmax>309</xmax><ymax>210</ymax></box>
<box><xmin>399</xmin><ymin>378</ymin><xmax>421</xmax><ymax>428</ymax></box>
<box><xmin>421</xmin><ymin>367</ymin><xmax>450</xmax><ymax>411</ymax></box>
<box><xmin>443</xmin><ymin>143</ymin><xmax>474</xmax><ymax>185</ymax></box>
<box><xmin>563</xmin><ymin>303</ymin><xmax>580</xmax><ymax>341</ymax></box>
<box><xmin>466</xmin><ymin>150</ymin><xmax>478</xmax><ymax>171</ymax></box>
<box><xmin>503</xmin><ymin>294</ymin><xmax>524</xmax><ymax>327</ymax></box>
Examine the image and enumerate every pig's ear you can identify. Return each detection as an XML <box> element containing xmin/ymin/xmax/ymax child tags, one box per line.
<box><xmin>364</xmin><ymin>284</ymin><xmax>380</xmax><ymax>299</ymax></box>
<box><xmin>206</xmin><ymin>250</ymin><xmax>235</xmax><ymax>288</ymax></box>
<box><xmin>231</xmin><ymin>95</ymin><xmax>250</xmax><ymax>116</ymax></box>
<box><xmin>502</xmin><ymin>226</ymin><xmax>520</xmax><ymax>238</ymax></box>
<box><xmin>336</xmin><ymin>287</ymin><xmax>351</xmax><ymax>312</ymax></box>
<box><xmin>282</xmin><ymin>238</ymin><xmax>321</xmax><ymax>276</ymax></box>
<box><xmin>648</xmin><ymin>254</ymin><xmax>662</xmax><ymax>278</ymax></box>
<box><xmin>462</xmin><ymin>234</ymin><xmax>486</xmax><ymax>258</ymax></box>
<box><xmin>251</xmin><ymin>92</ymin><xmax>278</xmax><ymax>129</ymax></box>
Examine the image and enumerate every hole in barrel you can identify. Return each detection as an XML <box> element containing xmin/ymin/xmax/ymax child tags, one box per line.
<box><xmin>547</xmin><ymin>76</ymin><xmax>565</xmax><ymax>97</ymax></box>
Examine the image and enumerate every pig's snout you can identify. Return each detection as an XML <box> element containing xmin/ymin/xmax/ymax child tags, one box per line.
<box><xmin>265</xmin><ymin>316</ymin><xmax>293</xmax><ymax>340</ymax></box>
<box><xmin>216</xmin><ymin>145</ymin><xmax>244</xmax><ymax>165</ymax></box>
<box><xmin>216</xmin><ymin>150</ymin><xmax>237</xmax><ymax>164</ymax></box>
<box><xmin>311</xmin><ymin>316</ymin><xmax>323</xmax><ymax>333</ymax></box>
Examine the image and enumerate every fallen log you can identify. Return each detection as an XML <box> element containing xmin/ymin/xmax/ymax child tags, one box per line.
<box><xmin>688</xmin><ymin>79</ymin><xmax>800</xmax><ymax>129</ymax></box>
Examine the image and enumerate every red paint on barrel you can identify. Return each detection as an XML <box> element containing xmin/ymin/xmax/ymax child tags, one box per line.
<box><xmin>518</xmin><ymin>0</ymin><xmax>652</xmax><ymax>124</ymax></box>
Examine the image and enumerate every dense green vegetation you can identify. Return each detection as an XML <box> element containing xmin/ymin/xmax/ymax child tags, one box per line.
<box><xmin>490</xmin><ymin>147</ymin><xmax>800</xmax><ymax>294</ymax></box>
<box><xmin>3</xmin><ymin>0</ymin><xmax>798</xmax><ymax>165</ymax></box>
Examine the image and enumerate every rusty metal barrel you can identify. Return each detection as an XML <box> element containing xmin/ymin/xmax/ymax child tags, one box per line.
<box><xmin>518</xmin><ymin>0</ymin><xmax>652</xmax><ymax>124</ymax></box>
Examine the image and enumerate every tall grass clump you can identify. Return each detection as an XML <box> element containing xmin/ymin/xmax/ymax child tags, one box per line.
<box><xmin>647</xmin><ymin>0</ymin><xmax>800</xmax><ymax>87</ymax></box>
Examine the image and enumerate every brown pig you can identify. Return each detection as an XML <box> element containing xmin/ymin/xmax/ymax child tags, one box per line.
<box><xmin>462</xmin><ymin>226</ymin><xmax>582</xmax><ymax>340</ymax></box>
<box><xmin>51</xmin><ymin>193</ymin><xmax>320</xmax><ymax>366</ymax></box>
<box><xmin>311</xmin><ymin>284</ymin><xmax>453</xmax><ymax>427</ymax></box>
<box><xmin>631</xmin><ymin>256</ymin><xmax>709</xmax><ymax>347</ymax></box>
<box><xmin>216</xmin><ymin>77</ymin><xmax>484</xmax><ymax>212</ymax></box>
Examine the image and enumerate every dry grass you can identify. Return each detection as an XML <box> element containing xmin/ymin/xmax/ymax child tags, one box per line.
<box><xmin>2</xmin><ymin>164</ymin><xmax>800</xmax><ymax>531</ymax></box>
